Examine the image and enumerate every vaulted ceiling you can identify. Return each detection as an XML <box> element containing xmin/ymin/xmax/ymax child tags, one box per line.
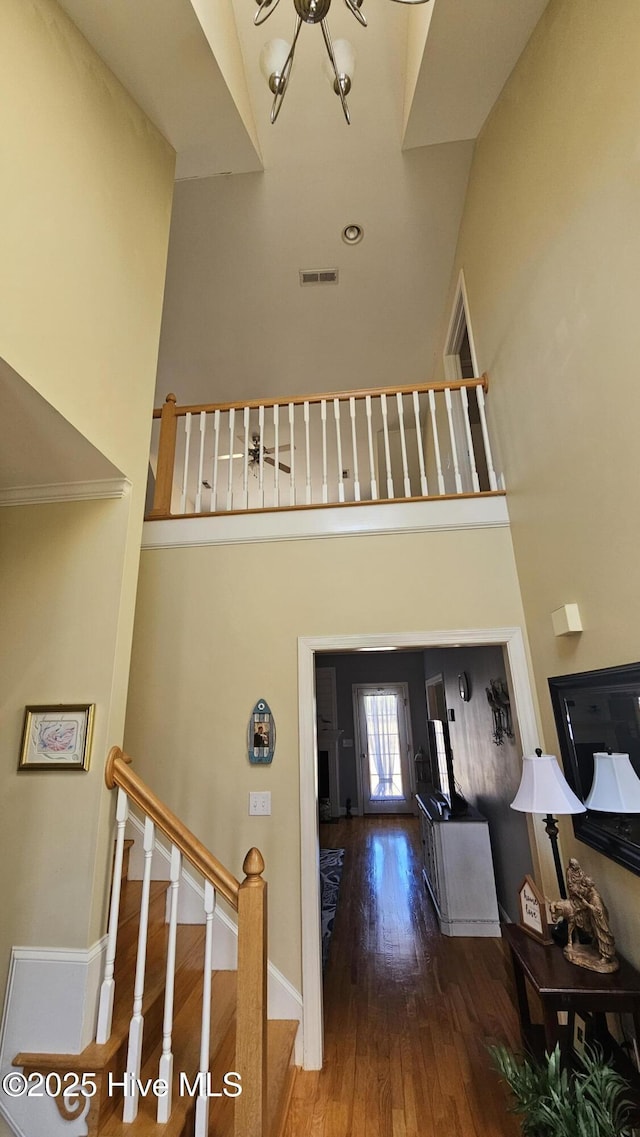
<box><xmin>56</xmin><ymin>0</ymin><xmax>550</xmax><ymax>404</ymax></box>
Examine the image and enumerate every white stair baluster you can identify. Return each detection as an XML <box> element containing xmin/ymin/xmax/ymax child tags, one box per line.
<box><xmin>429</xmin><ymin>389</ymin><xmax>445</xmax><ymax>495</ymax></box>
<box><xmin>210</xmin><ymin>409</ymin><xmax>220</xmax><ymax>513</ymax></box>
<box><xmin>349</xmin><ymin>397</ymin><xmax>361</xmax><ymax>501</ymax></box>
<box><xmin>396</xmin><ymin>392</ymin><xmax>412</xmax><ymax>497</ymax></box>
<box><xmin>460</xmin><ymin>386</ymin><xmax>480</xmax><ymax>493</ymax></box>
<box><xmin>444</xmin><ymin>387</ymin><xmax>463</xmax><ymax>494</ymax></box>
<box><xmin>334</xmin><ymin>399</ymin><xmax>345</xmax><ymax>503</ymax></box>
<box><xmin>288</xmin><ymin>402</ymin><xmax>296</xmax><ymax>505</ymax></box>
<box><xmin>157</xmin><ymin>846</ymin><xmax>182</xmax><ymax>1123</ymax></box>
<box><xmin>242</xmin><ymin>405</ymin><xmax>250</xmax><ymax>509</ymax></box>
<box><xmin>273</xmin><ymin>404</ymin><xmax>280</xmax><ymax>507</ymax></box>
<box><xmin>123</xmin><ymin>816</ymin><xmax>155</xmax><ymax>1122</ymax></box>
<box><xmin>179</xmin><ymin>413</ymin><xmax>191</xmax><ymax>515</ymax></box>
<box><xmin>476</xmin><ymin>383</ymin><xmax>498</xmax><ymax>490</ymax></box>
<box><xmin>258</xmin><ymin>405</ymin><xmax>265</xmax><ymax>507</ymax></box>
<box><xmin>194</xmin><ymin>881</ymin><xmax>216</xmax><ymax>1137</ymax></box>
<box><xmin>412</xmin><ymin>390</ymin><xmax>429</xmax><ymax>496</ymax></box>
<box><xmin>194</xmin><ymin>412</ymin><xmax>206</xmax><ymax>514</ymax></box>
<box><xmin>321</xmin><ymin>400</ymin><xmax>328</xmax><ymax>503</ymax></box>
<box><xmin>365</xmin><ymin>395</ymin><xmax>378</xmax><ymax>500</ymax></box>
<box><xmin>226</xmin><ymin>407</ymin><xmax>235</xmax><ymax>512</ymax></box>
<box><xmin>304</xmin><ymin>401</ymin><xmax>312</xmax><ymax>504</ymax></box>
<box><xmin>380</xmin><ymin>393</ymin><xmax>394</xmax><ymax>499</ymax></box>
<box><xmin>96</xmin><ymin>788</ymin><xmax>129</xmax><ymax>1044</ymax></box>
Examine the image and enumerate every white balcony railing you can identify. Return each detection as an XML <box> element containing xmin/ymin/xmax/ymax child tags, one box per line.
<box><xmin>147</xmin><ymin>378</ymin><xmax>500</xmax><ymax>520</ymax></box>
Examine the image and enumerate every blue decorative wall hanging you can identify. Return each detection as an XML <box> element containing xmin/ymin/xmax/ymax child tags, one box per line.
<box><xmin>248</xmin><ymin>699</ymin><xmax>275</xmax><ymax>765</ymax></box>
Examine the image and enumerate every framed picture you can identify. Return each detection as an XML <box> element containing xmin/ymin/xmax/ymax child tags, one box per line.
<box><xmin>517</xmin><ymin>875</ymin><xmax>553</xmax><ymax>945</ymax></box>
<box><xmin>19</xmin><ymin>704</ymin><xmax>95</xmax><ymax>771</ymax></box>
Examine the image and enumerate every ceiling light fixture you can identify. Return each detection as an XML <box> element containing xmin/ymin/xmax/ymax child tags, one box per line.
<box><xmin>254</xmin><ymin>0</ymin><xmax>430</xmax><ymax>125</ymax></box>
<box><xmin>342</xmin><ymin>223</ymin><xmax>363</xmax><ymax>244</ymax></box>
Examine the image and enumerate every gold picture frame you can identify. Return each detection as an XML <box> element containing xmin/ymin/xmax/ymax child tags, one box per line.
<box><xmin>18</xmin><ymin>704</ymin><xmax>95</xmax><ymax>771</ymax></box>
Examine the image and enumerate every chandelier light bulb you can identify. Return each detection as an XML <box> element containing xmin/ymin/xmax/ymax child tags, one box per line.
<box><xmin>259</xmin><ymin>39</ymin><xmax>291</xmax><ymax>93</ymax></box>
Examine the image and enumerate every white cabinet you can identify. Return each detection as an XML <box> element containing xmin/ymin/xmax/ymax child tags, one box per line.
<box><xmin>417</xmin><ymin>794</ymin><xmax>500</xmax><ymax>937</ymax></box>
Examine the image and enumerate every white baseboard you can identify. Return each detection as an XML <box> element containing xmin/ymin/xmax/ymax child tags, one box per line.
<box><xmin>125</xmin><ymin>815</ymin><xmax>303</xmax><ymax>1061</ymax></box>
<box><xmin>0</xmin><ymin>940</ymin><xmax>105</xmax><ymax>1137</ymax></box>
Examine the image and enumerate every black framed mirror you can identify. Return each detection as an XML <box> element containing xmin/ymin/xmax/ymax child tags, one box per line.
<box><xmin>548</xmin><ymin>662</ymin><xmax>640</xmax><ymax>876</ymax></box>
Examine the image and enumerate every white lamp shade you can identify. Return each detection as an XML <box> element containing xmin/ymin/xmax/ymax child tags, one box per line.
<box><xmin>585</xmin><ymin>752</ymin><xmax>640</xmax><ymax>812</ymax></box>
<box><xmin>323</xmin><ymin>39</ymin><xmax>355</xmax><ymax>85</ymax></box>
<box><xmin>511</xmin><ymin>751</ymin><xmax>586</xmax><ymax>815</ymax></box>
<box><xmin>259</xmin><ymin>39</ymin><xmax>290</xmax><ymax>83</ymax></box>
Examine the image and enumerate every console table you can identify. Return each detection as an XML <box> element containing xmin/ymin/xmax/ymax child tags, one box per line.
<box><xmin>503</xmin><ymin>922</ymin><xmax>640</xmax><ymax>1067</ymax></box>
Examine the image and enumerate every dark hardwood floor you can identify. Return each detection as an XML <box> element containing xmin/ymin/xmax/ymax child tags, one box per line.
<box><xmin>283</xmin><ymin>816</ymin><xmax>521</xmax><ymax>1137</ymax></box>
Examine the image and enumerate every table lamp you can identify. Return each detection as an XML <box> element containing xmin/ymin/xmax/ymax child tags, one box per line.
<box><xmin>511</xmin><ymin>748</ymin><xmax>586</xmax><ymax>899</ymax></box>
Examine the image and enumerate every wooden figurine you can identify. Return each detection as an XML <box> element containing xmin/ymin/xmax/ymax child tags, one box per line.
<box><xmin>549</xmin><ymin>858</ymin><xmax>619</xmax><ymax>974</ymax></box>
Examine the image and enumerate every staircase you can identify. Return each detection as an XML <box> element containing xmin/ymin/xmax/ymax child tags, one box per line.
<box><xmin>14</xmin><ymin>749</ymin><xmax>298</xmax><ymax>1137</ymax></box>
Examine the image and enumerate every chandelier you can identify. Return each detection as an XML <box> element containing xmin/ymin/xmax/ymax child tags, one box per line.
<box><xmin>255</xmin><ymin>0</ymin><xmax>429</xmax><ymax>125</ymax></box>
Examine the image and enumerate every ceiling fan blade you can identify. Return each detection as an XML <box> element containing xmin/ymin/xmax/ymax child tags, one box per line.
<box><xmin>264</xmin><ymin>456</ymin><xmax>291</xmax><ymax>474</ymax></box>
<box><xmin>263</xmin><ymin>444</ymin><xmax>293</xmax><ymax>454</ymax></box>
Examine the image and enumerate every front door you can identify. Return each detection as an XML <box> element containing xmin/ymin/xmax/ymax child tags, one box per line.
<box><xmin>354</xmin><ymin>684</ymin><xmax>413</xmax><ymax>813</ymax></box>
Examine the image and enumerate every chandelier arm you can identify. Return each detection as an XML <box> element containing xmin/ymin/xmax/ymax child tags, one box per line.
<box><xmin>255</xmin><ymin>0</ymin><xmax>283</xmax><ymax>27</ymax></box>
<box><xmin>321</xmin><ymin>20</ymin><xmax>351</xmax><ymax>124</ymax></box>
<box><xmin>343</xmin><ymin>0</ymin><xmax>367</xmax><ymax>27</ymax></box>
<box><xmin>270</xmin><ymin>17</ymin><xmax>303</xmax><ymax>123</ymax></box>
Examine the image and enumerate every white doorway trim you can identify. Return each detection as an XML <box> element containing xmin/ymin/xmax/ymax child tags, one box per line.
<box><xmin>443</xmin><ymin>269</ymin><xmax>480</xmax><ymax>382</ymax></box>
<box><xmin>298</xmin><ymin>626</ymin><xmax>539</xmax><ymax>1070</ymax></box>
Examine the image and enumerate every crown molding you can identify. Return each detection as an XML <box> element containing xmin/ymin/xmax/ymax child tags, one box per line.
<box><xmin>0</xmin><ymin>478</ymin><xmax>131</xmax><ymax>507</ymax></box>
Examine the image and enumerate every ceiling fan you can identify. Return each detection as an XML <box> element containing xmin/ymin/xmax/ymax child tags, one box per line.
<box><xmin>216</xmin><ymin>433</ymin><xmax>292</xmax><ymax>475</ymax></box>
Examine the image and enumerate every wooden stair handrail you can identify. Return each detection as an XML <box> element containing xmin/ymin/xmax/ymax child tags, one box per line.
<box><xmin>105</xmin><ymin>747</ymin><xmax>240</xmax><ymax>908</ymax></box>
<box><xmin>152</xmin><ymin>374</ymin><xmax>490</xmax><ymax>419</ymax></box>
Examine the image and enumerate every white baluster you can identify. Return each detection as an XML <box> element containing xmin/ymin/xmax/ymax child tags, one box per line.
<box><xmin>258</xmin><ymin>405</ymin><xmax>265</xmax><ymax>507</ymax></box>
<box><xmin>444</xmin><ymin>387</ymin><xmax>463</xmax><ymax>494</ymax></box>
<box><xmin>273</xmin><ymin>404</ymin><xmax>280</xmax><ymax>507</ymax></box>
<box><xmin>210</xmin><ymin>408</ymin><xmax>220</xmax><ymax>513</ymax></box>
<box><xmin>242</xmin><ymin>405</ymin><xmax>250</xmax><ymax>510</ymax></box>
<box><xmin>179</xmin><ymin>413</ymin><xmax>191</xmax><ymax>515</ymax></box>
<box><xmin>396</xmin><ymin>392</ymin><xmax>412</xmax><ymax>498</ymax></box>
<box><xmin>476</xmin><ymin>383</ymin><xmax>498</xmax><ymax>490</ymax></box>
<box><xmin>334</xmin><ymin>399</ymin><xmax>345</xmax><ymax>503</ymax></box>
<box><xmin>304</xmin><ymin>401</ymin><xmax>312</xmax><ymax>504</ymax></box>
<box><xmin>194</xmin><ymin>412</ymin><xmax>206</xmax><ymax>514</ymax></box>
<box><xmin>380</xmin><ymin>393</ymin><xmax>394</xmax><ymax>499</ymax></box>
<box><xmin>123</xmin><ymin>816</ymin><xmax>155</xmax><ymax>1122</ymax></box>
<box><xmin>349</xmin><ymin>397</ymin><xmax>361</xmax><ymax>501</ymax></box>
<box><xmin>194</xmin><ymin>881</ymin><xmax>216</xmax><ymax>1137</ymax></box>
<box><xmin>428</xmin><ymin>389</ymin><xmax>445</xmax><ymax>495</ymax></box>
<box><xmin>96</xmin><ymin>788</ymin><xmax>129</xmax><ymax>1044</ymax></box>
<box><xmin>365</xmin><ymin>395</ymin><xmax>378</xmax><ymax>500</ymax></box>
<box><xmin>157</xmin><ymin>846</ymin><xmax>182</xmax><ymax>1123</ymax></box>
<box><xmin>226</xmin><ymin>407</ymin><xmax>235</xmax><ymax>512</ymax></box>
<box><xmin>412</xmin><ymin>390</ymin><xmax>429</xmax><ymax>497</ymax></box>
<box><xmin>460</xmin><ymin>387</ymin><xmax>480</xmax><ymax>493</ymax></box>
<box><xmin>288</xmin><ymin>402</ymin><xmax>296</xmax><ymax>506</ymax></box>
<box><xmin>321</xmin><ymin>400</ymin><xmax>328</xmax><ymax>503</ymax></box>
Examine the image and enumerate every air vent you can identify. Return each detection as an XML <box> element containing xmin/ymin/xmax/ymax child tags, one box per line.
<box><xmin>299</xmin><ymin>268</ymin><xmax>339</xmax><ymax>286</ymax></box>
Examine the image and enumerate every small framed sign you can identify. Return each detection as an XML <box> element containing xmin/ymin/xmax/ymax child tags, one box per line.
<box><xmin>248</xmin><ymin>699</ymin><xmax>275</xmax><ymax>765</ymax></box>
<box><xmin>517</xmin><ymin>875</ymin><xmax>553</xmax><ymax>945</ymax></box>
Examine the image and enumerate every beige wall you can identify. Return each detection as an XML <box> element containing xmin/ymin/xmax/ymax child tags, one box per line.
<box><xmin>436</xmin><ymin>0</ymin><xmax>640</xmax><ymax>961</ymax></box>
<box><xmin>124</xmin><ymin>526</ymin><xmax>526</xmax><ymax>989</ymax></box>
<box><xmin>0</xmin><ymin>0</ymin><xmax>174</xmax><ymax>1012</ymax></box>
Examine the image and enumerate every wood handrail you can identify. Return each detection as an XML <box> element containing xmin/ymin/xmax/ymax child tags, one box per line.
<box><xmin>105</xmin><ymin>747</ymin><xmax>240</xmax><ymax>908</ymax></box>
<box><xmin>151</xmin><ymin>374</ymin><xmax>489</xmax><ymax>418</ymax></box>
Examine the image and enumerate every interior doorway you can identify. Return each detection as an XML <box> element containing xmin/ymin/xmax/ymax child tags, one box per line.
<box><xmin>354</xmin><ymin>683</ymin><xmax>414</xmax><ymax>813</ymax></box>
<box><xmin>299</xmin><ymin>627</ymin><xmax>540</xmax><ymax>1071</ymax></box>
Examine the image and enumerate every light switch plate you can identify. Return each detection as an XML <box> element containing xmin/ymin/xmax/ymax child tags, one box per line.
<box><xmin>249</xmin><ymin>791</ymin><xmax>271</xmax><ymax>816</ymax></box>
